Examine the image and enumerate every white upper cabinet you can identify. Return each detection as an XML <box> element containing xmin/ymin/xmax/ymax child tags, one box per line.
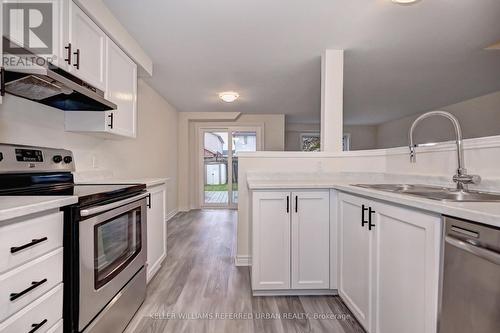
<box><xmin>337</xmin><ymin>192</ymin><xmax>441</xmax><ymax>333</ymax></box>
<box><xmin>64</xmin><ymin>37</ymin><xmax>137</xmax><ymax>138</ymax></box>
<box><xmin>0</xmin><ymin>2</ymin><xmax>3</xmax><ymax>105</ymax></box>
<box><xmin>291</xmin><ymin>190</ymin><xmax>330</xmax><ymax>289</ymax></box>
<box><xmin>68</xmin><ymin>1</ymin><xmax>106</xmax><ymax>91</ymax></box>
<box><xmin>104</xmin><ymin>37</ymin><xmax>137</xmax><ymax>137</ymax></box>
<box><xmin>252</xmin><ymin>191</ymin><xmax>291</xmax><ymax>290</ymax></box>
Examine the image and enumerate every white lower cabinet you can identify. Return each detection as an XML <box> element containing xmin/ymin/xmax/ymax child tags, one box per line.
<box><xmin>252</xmin><ymin>191</ymin><xmax>291</xmax><ymax>290</ymax></box>
<box><xmin>338</xmin><ymin>192</ymin><xmax>441</xmax><ymax>333</ymax></box>
<box><xmin>146</xmin><ymin>184</ymin><xmax>167</xmax><ymax>283</ymax></box>
<box><xmin>0</xmin><ymin>210</ymin><xmax>64</xmax><ymax>332</ymax></box>
<box><xmin>251</xmin><ymin>190</ymin><xmax>330</xmax><ymax>292</ymax></box>
<box><xmin>291</xmin><ymin>191</ymin><xmax>330</xmax><ymax>289</ymax></box>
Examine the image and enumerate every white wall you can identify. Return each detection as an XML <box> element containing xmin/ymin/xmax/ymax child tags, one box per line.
<box><xmin>376</xmin><ymin>91</ymin><xmax>500</xmax><ymax>149</ymax></box>
<box><xmin>0</xmin><ymin>79</ymin><xmax>178</xmax><ymax>216</ymax></box>
<box><xmin>343</xmin><ymin>125</ymin><xmax>377</xmax><ymax>151</ymax></box>
<box><xmin>236</xmin><ymin>138</ymin><xmax>500</xmax><ymax>258</ymax></box>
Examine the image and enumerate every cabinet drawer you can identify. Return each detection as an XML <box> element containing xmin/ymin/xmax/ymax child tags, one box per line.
<box><xmin>0</xmin><ymin>212</ymin><xmax>63</xmax><ymax>274</ymax></box>
<box><xmin>0</xmin><ymin>249</ymin><xmax>63</xmax><ymax>322</ymax></box>
<box><xmin>46</xmin><ymin>319</ymin><xmax>63</xmax><ymax>333</ymax></box>
<box><xmin>0</xmin><ymin>284</ymin><xmax>63</xmax><ymax>333</ymax></box>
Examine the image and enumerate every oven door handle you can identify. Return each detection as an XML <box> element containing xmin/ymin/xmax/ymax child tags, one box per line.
<box><xmin>80</xmin><ymin>192</ymin><xmax>149</xmax><ymax>217</ymax></box>
<box><xmin>445</xmin><ymin>235</ymin><xmax>500</xmax><ymax>266</ymax></box>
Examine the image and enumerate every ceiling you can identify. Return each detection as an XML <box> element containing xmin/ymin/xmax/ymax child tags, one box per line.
<box><xmin>103</xmin><ymin>0</ymin><xmax>500</xmax><ymax>125</ymax></box>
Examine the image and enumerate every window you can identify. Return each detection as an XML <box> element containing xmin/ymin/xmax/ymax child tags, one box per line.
<box><xmin>300</xmin><ymin>133</ymin><xmax>320</xmax><ymax>152</ymax></box>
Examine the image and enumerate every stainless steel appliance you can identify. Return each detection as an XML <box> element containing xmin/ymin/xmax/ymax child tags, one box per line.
<box><xmin>2</xmin><ymin>38</ymin><xmax>117</xmax><ymax>111</ymax></box>
<box><xmin>440</xmin><ymin>216</ymin><xmax>500</xmax><ymax>333</ymax></box>
<box><xmin>0</xmin><ymin>143</ymin><xmax>147</xmax><ymax>333</ymax></box>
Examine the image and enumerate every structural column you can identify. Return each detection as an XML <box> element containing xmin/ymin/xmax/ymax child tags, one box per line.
<box><xmin>320</xmin><ymin>49</ymin><xmax>344</xmax><ymax>152</ymax></box>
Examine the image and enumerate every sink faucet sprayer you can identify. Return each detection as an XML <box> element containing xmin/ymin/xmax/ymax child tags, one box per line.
<box><xmin>408</xmin><ymin>110</ymin><xmax>481</xmax><ymax>191</ymax></box>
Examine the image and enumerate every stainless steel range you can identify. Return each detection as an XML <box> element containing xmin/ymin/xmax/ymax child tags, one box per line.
<box><xmin>0</xmin><ymin>143</ymin><xmax>147</xmax><ymax>333</ymax></box>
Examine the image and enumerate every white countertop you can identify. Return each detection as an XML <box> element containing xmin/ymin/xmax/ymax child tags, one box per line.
<box><xmin>0</xmin><ymin>196</ymin><xmax>78</xmax><ymax>222</ymax></box>
<box><xmin>247</xmin><ymin>172</ymin><xmax>500</xmax><ymax>228</ymax></box>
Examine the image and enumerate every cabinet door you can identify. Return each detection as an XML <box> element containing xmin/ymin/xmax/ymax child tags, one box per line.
<box><xmin>291</xmin><ymin>190</ymin><xmax>330</xmax><ymax>289</ymax></box>
<box><xmin>371</xmin><ymin>202</ymin><xmax>440</xmax><ymax>333</ymax></box>
<box><xmin>0</xmin><ymin>2</ymin><xmax>3</xmax><ymax>105</ymax></box>
<box><xmin>252</xmin><ymin>191</ymin><xmax>291</xmax><ymax>290</ymax></box>
<box><xmin>105</xmin><ymin>38</ymin><xmax>137</xmax><ymax>137</ymax></box>
<box><xmin>69</xmin><ymin>2</ymin><xmax>106</xmax><ymax>90</ymax></box>
<box><xmin>338</xmin><ymin>193</ymin><xmax>372</xmax><ymax>331</ymax></box>
<box><xmin>146</xmin><ymin>185</ymin><xmax>166</xmax><ymax>282</ymax></box>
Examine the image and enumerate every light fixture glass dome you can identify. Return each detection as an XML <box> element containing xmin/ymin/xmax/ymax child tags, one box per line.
<box><xmin>219</xmin><ymin>91</ymin><xmax>239</xmax><ymax>103</ymax></box>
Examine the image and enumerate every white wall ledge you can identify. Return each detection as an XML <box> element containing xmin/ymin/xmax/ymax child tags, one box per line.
<box><xmin>239</xmin><ymin>135</ymin><xmax>500</xmax><ymax>159</ymax></box>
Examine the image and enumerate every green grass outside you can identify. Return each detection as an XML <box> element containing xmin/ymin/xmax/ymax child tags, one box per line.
<box><xmin>204</xmin><ymin>183</ymin><xmax>239</xmax><ymax>191</ymax></box>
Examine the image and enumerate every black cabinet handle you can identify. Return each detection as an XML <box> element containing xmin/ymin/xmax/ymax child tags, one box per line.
<box><xmin>368</xmin><ymin>207</ymin><xmax>376</xmax><ymax>230</ymax></box>
<box><xmin>73</xmin><ymin>49</ymin><xmax>80</xmax><ymax>69</ymax></box>
<box><xmin>295</xmin><ymin>195</ymin><xmax>298</xmax><ymax>213</ymax></box>
<box><xmin>361</xmin><ymin>205</ymin><xmax>369</xmax><ymax>227</ymax></box>
<box><xmin>10</xmin><ymin>237</ymin><xmax>48</xmax><ymax>254</ymax></box>
<box><xmin>28</xmin><ymin>319</ymin><xmax>48</xmax><ymax>333</ymax></box>
<box><xmin>10</xmin><ymin>279</ymin><xmax>47</xmax><ymax>301</ymax></box>
<box><xmin>0</xmin><ymin>67</ymin><xmax>5</xmax><ymax>97</ymax></box>
<box><xmin>147</xmin><ymin>193</ymin><xmax>152</xmax><ymax>208</ymax></box>
<box><xmin>107</xmin><ymin>113</ymin><xmax>114</xmax><ymax>129</ymax></box>
<box><xmin>286</xmin><ymin>196</ymin><xmax>289</xmax><ymax>213</ymax></box>
<box><xmin>64</xmin><ymin>43</ymin><xmax>72</xmax><ymax>65</ymax></box>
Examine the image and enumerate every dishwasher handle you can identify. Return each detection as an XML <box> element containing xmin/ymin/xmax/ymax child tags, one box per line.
<box><xmin>446</xmin><ymin>235</ymin><xmax>500</xmax><ymax>266</ymax></box>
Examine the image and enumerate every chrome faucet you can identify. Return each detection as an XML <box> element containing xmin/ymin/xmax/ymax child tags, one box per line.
<box><xmin>408</xmin><ymin>110</ymin><xmax>481</xmax><ymax>191</ymax></box>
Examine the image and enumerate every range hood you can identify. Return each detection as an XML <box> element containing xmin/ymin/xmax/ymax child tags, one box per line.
<box><xmin>2</xmin><ymin>40</ymin><xmax>116</xmax><ymax>111</ymax></box>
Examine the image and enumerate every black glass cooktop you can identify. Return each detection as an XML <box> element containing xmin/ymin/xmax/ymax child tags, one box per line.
<box><xmin>0</xmin><ymin>172</ymin><xmax>146</xmax><ymax>207</ymax></box>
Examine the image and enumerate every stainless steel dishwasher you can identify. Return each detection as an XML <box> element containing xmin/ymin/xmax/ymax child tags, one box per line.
<box><xmin>439</xmin><ymin>216</ymin><xmax>500</xmax><ymax>333</ymax></box>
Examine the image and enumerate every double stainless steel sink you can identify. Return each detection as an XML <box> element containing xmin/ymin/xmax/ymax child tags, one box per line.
<box><xmin>352</xmin><ymin>184</ymin><xmax>500</xmax><ymax>202</ymax></box>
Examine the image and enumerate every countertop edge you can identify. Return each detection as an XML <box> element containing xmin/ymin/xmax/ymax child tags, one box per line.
<box><xmin>247</xmin><ymin>180</ymin><xmax>500</xmax><ymax>228</ymax></box>
<box><xmin>0</xmin><ymin>196</ymin><xmax>78</xmax><ymax>222</ymax></box>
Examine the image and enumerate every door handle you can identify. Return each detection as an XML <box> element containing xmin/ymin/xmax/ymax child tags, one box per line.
<box><xmin>147</xmin><ymin>193</ymin><xmax>152</xmax><ymax>209</ymax></box>
<box><xmin>361</xmin><ymin>204</ymin><xmax>369</xmax><ymax>227</ymax></box>
<box><xmin>28</xmin><ymin>319</ymin><xmax>47</xmax><ymax>333</ymax></box>
<box><xmin>368</xmin><ymin>207</ymin><xmax>376</xmax><ymax>230</ymax></box>
<box><xmin>107</xmin><ymin>112</ymin><xmax>114</xmax><ymax>129</ymax></box>
<box><xmin>10</xmin><ymin>237</ymin><xmax>48</xmax><ymax>254</ymax></box>
<box><xmin>295</xmin><ymin>195</ymin><xmax>298</xmax><ymax>213</ymax></box>
<box><xmin>10</xmin><ymin>279</ymin><xmax>47</xmax><ymax>301</ymax></box>
<box><xmin>0</xmin><ymin>67</ymin><xmax>5</xmax><ymax>97</ymax></box>
<box><xmin>286</xmin><ymin>196</ymin><xmax>289</xmax><ymax>213</ymax></box>
<box><xmin>446</xmin><ymin>235</ymin><xmax>500</xmax><ymax>265</ymax></box>
<box><xmin>73</xmin><ymin>49</ymin><xmax>80</xmax><ymax>69</ymax></box>
<box><xmin>64</xmin><ymin>43</ymin><xmax>72</xmax><ymax>65</ymax></box>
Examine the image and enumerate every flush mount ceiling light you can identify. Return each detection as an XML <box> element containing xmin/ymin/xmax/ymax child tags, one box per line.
<box><xmin>219</xmin><ymin>91</ymin><xmax>239</xmax><ymax>103</ymax></box>
<box><xmin>392</xmin><ymin>0</ymin><xmax>420</xmax><ymax>4</ymax></box>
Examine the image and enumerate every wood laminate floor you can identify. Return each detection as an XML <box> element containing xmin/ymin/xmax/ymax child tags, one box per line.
<box><xmin>126</xmin><ymin>209</ymin><xmax>365</xmax><ymax>333</ymax></box>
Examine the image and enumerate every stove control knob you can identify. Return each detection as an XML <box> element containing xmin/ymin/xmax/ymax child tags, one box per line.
<box><xmin>63</xmin><ymin>156</ymin><xmax>73</xmax><ymax>164</ymax></box>
<box><xmin>53</xmin><ymin>155</ymin><xmax>63</xmax><ymax>163</ymax></box>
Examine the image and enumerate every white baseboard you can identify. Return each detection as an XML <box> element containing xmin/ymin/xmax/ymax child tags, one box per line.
<box><xmin>235</xmin><ymin>255</ymin><xmax>252</xmax><ymax>266</ymax></box>
<box><xmin>166</xmin><ymin>209</ymin><xmax>178</xmax><ymax>222</ymax></box>
<box><xmin>146</xmin><ymin>254</ymin><xmax>165</xmax><ymax>284</ymax></box>
<box><xmin>253</xmin><ymin>289</ymin><xmax>338</xmax><ymax>297</ymax></box>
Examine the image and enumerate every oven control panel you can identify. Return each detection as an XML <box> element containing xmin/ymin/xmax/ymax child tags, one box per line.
<box><xmin>0</xmin><ymin>144</ymin><xmax>75</xmax><ymax>173</ymax></box>
<box><xmin>15</xmin><ymin>149</ymin><xmax>44</xmax><ymax>162</ymax></box>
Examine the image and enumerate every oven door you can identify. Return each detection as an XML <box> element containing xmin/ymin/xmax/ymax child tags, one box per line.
<box><xmin>78</xmin><ymin>193</ymin><xmax>147</xmax><ymax>331</ymax></box>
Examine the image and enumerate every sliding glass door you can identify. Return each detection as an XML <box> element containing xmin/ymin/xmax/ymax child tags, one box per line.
<box><xmin>201</xmin><ymin>127</ymin><xmax>261</xmax><ymax>208</ymax></box>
